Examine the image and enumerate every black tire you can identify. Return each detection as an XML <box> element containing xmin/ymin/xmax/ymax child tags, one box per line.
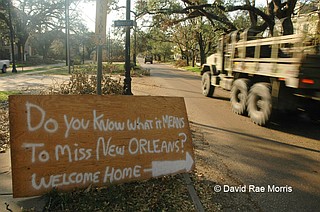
<box><xmin>230</xmin><ymin>79</ymin><xmax>250</xmax><ymax>115</ymax></box>
<box><xmin>2</xmin><ymin>65</ymin><xmax>6</xmax><ymax>73</ymax></box>
<box><xmin>201</xmin><ymin>72</ymin><xmax>215</xmax><ymax>97</ymax></box>
<box><xmin>247</xmin><ymin>83</ymin><xmax>272</xmax><ymax>126</ymax></box>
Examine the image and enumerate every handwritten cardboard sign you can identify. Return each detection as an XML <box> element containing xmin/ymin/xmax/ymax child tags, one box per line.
<box><xmin>9</xmin><ymin>95</ymin><xmax>194</xmax><ymax>198</ymax></box>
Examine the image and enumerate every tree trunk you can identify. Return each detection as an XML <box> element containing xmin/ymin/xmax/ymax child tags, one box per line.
<box><xmin>16</xmin><ymin>41</ymin><xmax>25</xmax><ymax>62</ymax></box>
<box><xmin>282</xmin><ymin>17</ymin><xmax>294</xmax><ymax>35</ymax></box>
<box><xmin>197</xmin><ymin>32</ymin><xmax>206</xmax><ymax>65</ymax></box>
<box><xmin>271</xmin><ymin>0</ymin><xmax>297</xmax><ymax>35</ymax></box>
<box><xmin>192</xmin><ymin>50</ymin><xmax>195</xmax><ymax>67</ymax></box>
<box><xmin>186</xmin><ymin>53</ymin><xmax>190</xmax><ymax>66</ymax></box>
<box><xmin>246</xmin><ymin>0</ymin><xmax>257</xmax><ymax>26</ymax></box>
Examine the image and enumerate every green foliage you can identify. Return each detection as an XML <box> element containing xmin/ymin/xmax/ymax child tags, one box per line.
<box><xmin>0</xmin><ymin>91</ymin><xmax>21</xmax><ymax>102</ymax></box>
<box><xmin>0</xmin><ymin>0</ymin><xmax>93</xmax><ymax>62</ymax></box>
<box><xmin>232</xmin><ymin>10</ymin><xmax>251</xmax><ymax>29</ymax></box>
<box><xmin>148</xmin><ymin>29</ymin><xmax>174</xmax><ymax>61</ymax></box>
<box><xmin>184</xmin><ymin>66</ymin><xmax>201</xmax><ymax>73</ymax></box>
<box><xmin>133</xmin><ymin>0</ymin><xmax>302</xmax><ymax>65</ymax></box>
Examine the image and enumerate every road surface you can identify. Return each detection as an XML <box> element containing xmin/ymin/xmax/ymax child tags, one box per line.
<box><xmin>133</xmin><ymin>60</ymin><xmax>320</xmax><ymax>211</ymax></box>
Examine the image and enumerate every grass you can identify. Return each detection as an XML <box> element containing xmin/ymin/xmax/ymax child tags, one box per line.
<box><xmin>183</xmin><ymin>66</ymin><xmax>202</xmax><ymax>73</ymax></box>
<box><xmin>0</xmin><ymin>91</ymin><xmax>22</xmax><ymax>101</ymax></box>
<box><xmin>0</xmin><ymin>63</ymin><xmax>125</xmax><ymax>77</ymax></box>
<box><xmin>0</xmin><ymin>65</ymin><xmax>68</xmax><ymax>77</ymax></box>
<box><xmin>1</xmin><ymin>61</ymin><xmax>195</xmax><ymax>79</ymax></box>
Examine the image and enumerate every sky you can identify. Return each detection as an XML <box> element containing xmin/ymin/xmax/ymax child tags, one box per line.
<box><xmin>79</xmin><ymin>0</ymin><xmax>133</xmax><ymax>32</ymax></box>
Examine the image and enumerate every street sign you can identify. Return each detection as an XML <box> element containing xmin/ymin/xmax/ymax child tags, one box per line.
<box><xmin>114</xmin><ymin>20</ymin><xmax>136</xmax><ymax>27</ymax></box>
<box><xmin>9</xmin><ymin>95</ymin><xmax>195</xmax><ymax>198</ymax></box>
<box><xmin>95</xmin><ymin>0</ymin><xmax>108</xmax><ymax>45</ymax></box>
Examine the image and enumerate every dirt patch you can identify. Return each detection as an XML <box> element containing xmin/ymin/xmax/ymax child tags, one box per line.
<box><xmin>0</xmin><ymin>102</ymin><xmax>9</xmax><ymax>153</ymax></box>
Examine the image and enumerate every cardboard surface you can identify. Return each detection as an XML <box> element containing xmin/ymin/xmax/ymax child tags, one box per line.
<box><xmin>9</xmin><ymin>95</ymin><xmax>194</xmax><ymax>198</ymax></box>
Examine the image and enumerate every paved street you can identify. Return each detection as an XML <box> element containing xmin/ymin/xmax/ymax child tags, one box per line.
<box><xmin>135</xmin><ymin>60</ymin><xmax>320</xmax><ymax>211</ymax></box>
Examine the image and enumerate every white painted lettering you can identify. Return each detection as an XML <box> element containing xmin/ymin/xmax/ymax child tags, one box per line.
<box><xmin>93</xmin><ymin>110</ymin><xmax>125</xmax><ymax>132</ymax></box>
<box><xmin>128</xmin><ymin>138</ymin><xmax>139</xmax><ymax>155</ymax></box>
<box><xmin>64</xmin><ymin>115</ymin><xmax>90</xmax><ymax>138</ymax></box>
<box><xmin>162</xmin><ymin>115</ymin><xmax>185</xmax><ymax>129</ymax></box>
<box><xmin>26</xmin><ymin>102</ymin><xmax>58</xmax><ymax>133</ymax></box>
<box><xmin>55</xmin><ymin>145</ymin><xmax>72</xmax><ymax>162</ymax></box>
<box><xmin>127</xmin><ymin>118</ymin><xmax>154</xmax><ymax>131</ymax></box>
<box><xmin>155</xmin><ymin>118</ymin><xmax>162</xmax><ymax>129</ymax></box>
<box><xmin>64</xmin><ymin>115</ymin><xmax>74</xmax><ymax>138</ymax></box>
<box><xmin>31</xmin><ymin>171</ymin><xmax>101</xmax><ymax>190</ymax></box>
<box><xmin>179</xmin><ymin>132</ymin><xmax>187</xmax><ymax>152</ymax></box>
<box><xmin>38</xmin><ymin>150</ymin><xmax>50</xmax><ymax>162</ymax></box>
<box><xmin>26</xmin><ymin>102</ymin><xmax>46</xmax><ymax>132</ymax></box>
<box><xmin>22</xmin><ymin>143</ymin><xmax>45</xmax><ymax>163</ymax></box>
<box><xmin>103</xmin><ymin>165</ymin><xmax>141</xmax><ymax>183</ymax></box>
<box><xmin>128</xmin><ymin>137</ymin><xmax>181</xmax><ymax>155</ymax></box>
<box><xmin>32</xmin><ymin>173</ymin><xmax>51</xmax><ymax>190</ymax></box>
<box><xmin>96</xmin><ymin>137</ymin><xmax>125</xmax><ymax>160</ymax></box>
<box><xmin>55</xmin><ymin>144</ymin><xmax>92</xmax><ymax>162</ymax></box>
<box><xmin>127</xmin><ymin>119</ymin><xmax>136</xmax><ymax>130</ymax></box>
<box><xmin>44</xmin><ymin>118</ymin><xmax>58</xmax><ymax>133</ymax></box>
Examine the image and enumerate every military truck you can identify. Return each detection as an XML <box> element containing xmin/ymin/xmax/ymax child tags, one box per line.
<box><xmin>0</xmin><ymin>59</ymin><xmax>9</xmax><ymax>73</ymax></box>
<box><xmin>201</xmin><ymin>29</ymin><xmax>320</xmax><ymax>125</ymax></box>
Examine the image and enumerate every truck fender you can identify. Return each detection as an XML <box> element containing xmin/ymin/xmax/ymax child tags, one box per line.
<box><xmin>201</xmin><ymin>64</ymin><xmax>219</xmax><ymax>76</ymax></box>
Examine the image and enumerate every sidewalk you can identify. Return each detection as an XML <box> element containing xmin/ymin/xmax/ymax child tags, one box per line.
<box><xmin>0</xmin><ymin>63</ymin><xmax>69</xmax><ymax>92</ymax></box>
<box><xmin>0</xmin><ymin>151</ymin><xmax>47</xmax><ymax>211</ymax></box>
<box><xmin>14</xmin><ymin>63</ymin><xmax>66</xmax><ymax>73</ymax></box>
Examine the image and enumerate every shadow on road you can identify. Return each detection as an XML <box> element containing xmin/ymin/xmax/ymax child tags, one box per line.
<box><xmin>190</xmin><ymin>121</ymin><xmax>320</xmax><ymax>211</ymax></box>
<box><xmin>133</xmin><ymin>82</ymin><xmax>202</xmax><ymax>96</ymax></box>
<box><xmin>209</xmin><ymin>95</ymin><xmax>230</xmax><ymax>102</ymax></box>
<box><xmin>267</xmin><ymin>113</ymin><xmax>320</xmax><ymax>141</ymax></box>
<box><xmin>190</xmin><ymin>121</ymin><xmax>320</xmax><ymax>153</ymax></box>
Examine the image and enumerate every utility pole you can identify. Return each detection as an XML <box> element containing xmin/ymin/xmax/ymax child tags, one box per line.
<box><xmin>95</xmin><ymin>0</ymin><xmax>108</xmax><ymax>95</ymax></box>
<box><xmin>65</xmin><ymin>0</ymin><xmax>71</xmax><ymax>74</ymax></box>
<box><xmin>123</xmin><ymin>0</ymin><xmax>133</xmax><ymax>95</ymax></box>
<box><xmin>133</xmin><ymin>14</ymin><xmax>137</xmax><ymax>67</ymax></box>
<box><xmin>108</xmin><ymin>28</ymin><xmax>111</xmax><ymax>63</ymax></box>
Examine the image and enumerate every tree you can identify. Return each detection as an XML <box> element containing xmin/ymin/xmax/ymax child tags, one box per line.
<box><xmin>0</xmin><ymin>0</ymin><xmax>17</xmax><ymax>71</ymax></box>
<box><xmin>0</xmin><ymin>1</ymin><xmax>11</xmax><ymax>59</ymax></box>
<box><xmin>148</xmin><ymin>28</ymin><xmax>173</xmax><ymax>62</ymax></box>
<box><xmin>137</xmin><ymin>0</ymin><xmax>305</xmax><ymax>36</ymax></box>
<box><xmin>134</xmin><ymin>0</ymin><xmax>320</xmax><ymax>67</ymax></box>
<box><xmin>135</xmin><ymin>0</ymin><xmax>224</xmax><ymax>65</ymax></box>
<box><xmin>0</xmin><ymin>0</ymin><xmax>94</xmax><ymax>62</ymax></box>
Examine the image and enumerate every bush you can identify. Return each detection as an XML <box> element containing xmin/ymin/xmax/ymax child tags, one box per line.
<box><xmin>175</xmin><ymin>59</ymin><xmax>187</xmax><ymax>67</ymax></box>
<box><xmin>48</xmin><ymin>71</ymin><xmax>123</xmax><ymax>95</ymax></box>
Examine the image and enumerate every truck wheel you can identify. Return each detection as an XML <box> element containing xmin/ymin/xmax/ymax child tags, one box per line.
<box><xmin>231</xmin><ymin>79</ymin><xmax>249</xmax><ymax>115</ymax></box>
<box><xmin>247</xmin><ymin>83</ymin><xmax>272</xmax><ymax>126</ymax></box>
<box><xmin>202</xmin><ymin>72</ymin><xmax>215</xmax><ymax>97</ymax></box>
<box><xmin>2</xmin><ymin>65</ymin><xmax>6</xmax><ymax>73</ymax></box>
